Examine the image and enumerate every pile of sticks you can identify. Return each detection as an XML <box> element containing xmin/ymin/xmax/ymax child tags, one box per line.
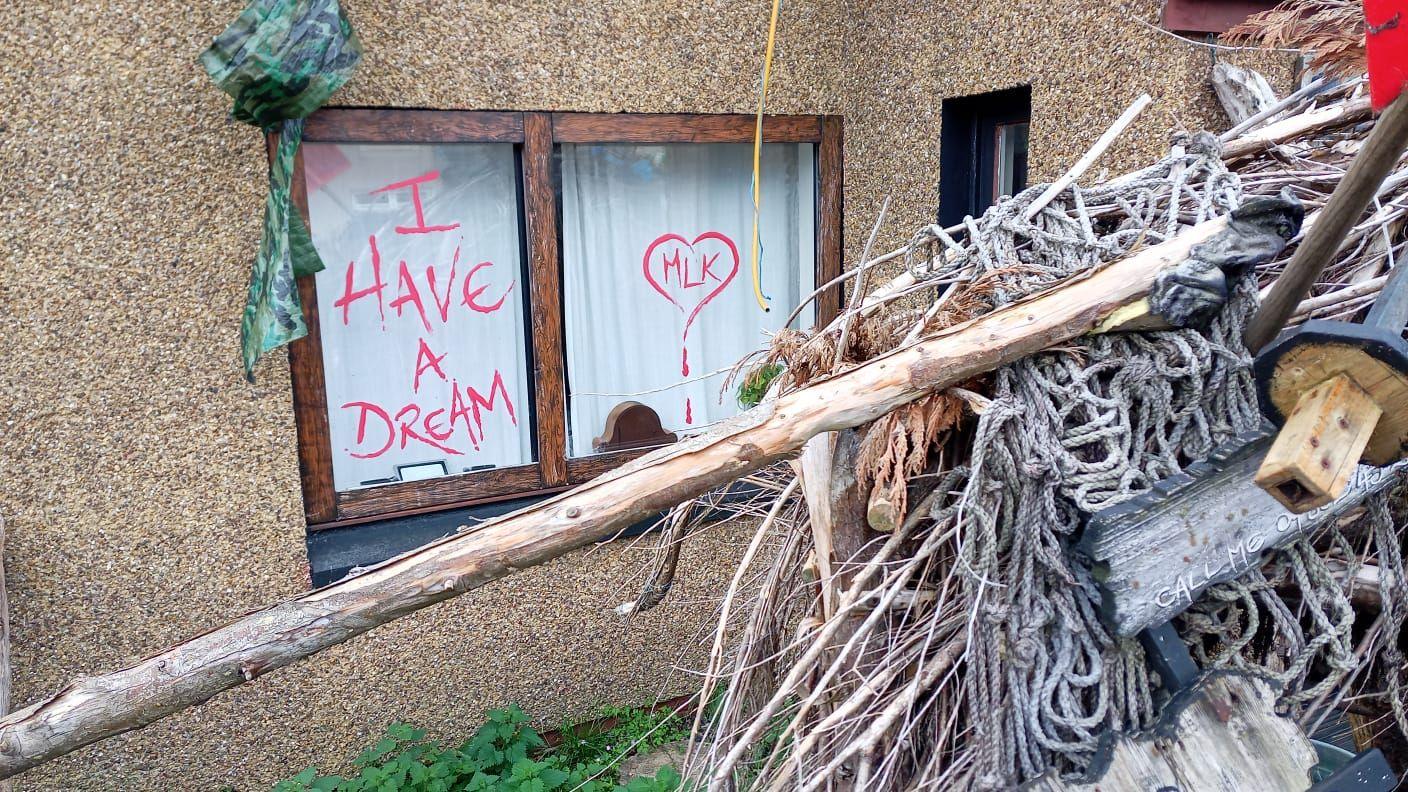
<box><xmin>668</xmin><ymin>76</ymin><xmax>1408</xmax><ymax>789</ymax></box>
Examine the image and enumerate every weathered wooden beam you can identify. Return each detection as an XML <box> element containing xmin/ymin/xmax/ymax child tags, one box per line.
<box><xmin>791</xmin><ymin>431</ymin><xmax>870</xmax><ymax>620</ymax></box>
<box><xmin>1212</xmin><ymin>62</ymin><xmax>1277</xmax><ymax>126</ymax></box>
<box><xmin>1081</xmin><ymin>428</ymin><xmax>1408</xmax><ymax>638</ymax></box>
<box><xmin>1022</xmin><ymin>673</ymin><xmax>1318</xmax><ymax>791</ymax></box>
<box><xmin>791</xmin><ymin>429</ymin><xmax>874</xmax><ymax>790</ymax></box>
<box><xmin>1222</xmin><ymin>96</ymin><xmax>1373</xmax><ymax>160</ymax></box>
<box><xmin>0</xmin><ymin>214</ymin><xmax>1230</xmax><ymax>780</ymax></box>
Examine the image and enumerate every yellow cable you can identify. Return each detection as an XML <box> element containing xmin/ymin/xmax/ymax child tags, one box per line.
<box><xmin>749</xmin><ymin>0</ymin><xmax>782</xmax><ymax>312</ymax></box>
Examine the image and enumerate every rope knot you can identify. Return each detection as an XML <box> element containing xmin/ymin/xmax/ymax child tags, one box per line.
<box><xmin>1011</xmin><ymin>633</ymin><xmax>1041</xmax><ymax>667</ymax></box>
<box><xmin>1188</xmin><ymin>130</ymin><xmax>1222</xmax><ymax>159</ymax></box>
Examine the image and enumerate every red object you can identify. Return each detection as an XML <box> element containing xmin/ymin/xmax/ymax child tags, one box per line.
<box><xmin>1160</xmin><ymin>0</ymin><xmax>1279</xmax><ymax>34</ymax></box>
<box><xmin>1366</xmin><ymin>0</ymin><xmax>1408</xmax><ymax>110</ymax></box>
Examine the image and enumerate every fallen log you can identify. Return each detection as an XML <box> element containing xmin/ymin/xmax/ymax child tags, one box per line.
<box><xmin>0</xmin><ymin>214</ymin><xmax>1230</xmax><ymax>779</ymax></box>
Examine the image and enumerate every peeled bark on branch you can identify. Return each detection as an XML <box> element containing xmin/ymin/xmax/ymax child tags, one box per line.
<box><xmin>1211</xmin><ymin>63</ymin><xmax>1277</xmax><ymax>125</ymax></box>
<box><xmin>0</xmin><ymin>215</ymin><xmax>1227</xmax><ymax>780</ymax></box>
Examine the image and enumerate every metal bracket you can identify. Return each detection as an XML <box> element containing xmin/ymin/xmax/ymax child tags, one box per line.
<box><xmin>1309</xmin><ymin>747</ymin><xmax>1398</xmax><ymax>791</ymax></box>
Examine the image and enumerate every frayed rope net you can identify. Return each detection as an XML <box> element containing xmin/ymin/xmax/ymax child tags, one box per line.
<box><xmin>915</xmin><ymin>135</ymin><xmax>1405</xmax><ymax>786</ymax></box>
<box><xmin>688</xmin><ymin>132</ymin><xmax>1408</xmax><ymax>790</ymax></box>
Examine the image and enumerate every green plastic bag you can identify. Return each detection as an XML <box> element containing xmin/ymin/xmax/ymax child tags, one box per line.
<box><xmin>200</xmin><ymin>0</ymin><xmax>362</xmax><ymax>379</ymax></box>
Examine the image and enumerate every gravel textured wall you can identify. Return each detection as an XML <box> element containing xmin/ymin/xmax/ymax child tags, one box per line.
<box><xmin>0</xmin><ymin>0</ymin><xmax>1287</xmax><ymax>788</ymax></box>
<box><xmin>839</xmin><ymin>0</ymin><xmax>1293</xmax><ymax>284</ymax></box>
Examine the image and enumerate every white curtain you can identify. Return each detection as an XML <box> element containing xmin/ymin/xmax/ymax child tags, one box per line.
<box><xmin>561</xmin><ymin>142</ymin><xmax>816</xmax><ymax>458</ymax></box>
<box><xmin>305</xmin><ymin>142</ymin><xmax>533</xmax><ymax>492</ymax></box>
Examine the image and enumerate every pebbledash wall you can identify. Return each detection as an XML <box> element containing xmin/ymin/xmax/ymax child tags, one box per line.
<box><xmin>1</xmin><ymin>1</ymin><xmax>1288</xmax><ymax>788</ymax></box>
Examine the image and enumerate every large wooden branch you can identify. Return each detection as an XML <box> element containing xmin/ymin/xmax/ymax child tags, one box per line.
<box><xmin>0</xmin><ymin>217</ymin><xmax>1226</xmax><ymax>780</ymax></box>
<box><xmin>1221</xmin><ymin>95</ymin><xmax>1372</xmax><ymax>159</ymax></box>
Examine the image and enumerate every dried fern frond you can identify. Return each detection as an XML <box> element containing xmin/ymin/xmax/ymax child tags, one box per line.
<box><xmin>1226</xmin><ymin>0</ymin><xmax>1366</xmax><ymax>78</ymax></box>
<box><xmin>855</xmin><ymin>392</ymin><xmax>966</xmax><ymax>524</ymax></box>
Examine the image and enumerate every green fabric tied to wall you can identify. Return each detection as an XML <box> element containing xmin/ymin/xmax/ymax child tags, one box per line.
<box><xmin>199</xmin><ymin>0</ymin><xmax>362</xmax><ymax>380</ymax></box>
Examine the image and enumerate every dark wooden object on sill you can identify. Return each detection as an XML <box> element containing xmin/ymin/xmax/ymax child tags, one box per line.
<box><xmin>593</xmin><ymin>402</ymin><xmax>678</xmax><ymax>454</ymax></box>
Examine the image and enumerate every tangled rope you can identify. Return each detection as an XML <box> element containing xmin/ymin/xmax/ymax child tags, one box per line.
<box><xmin>682</xmin><ymin>81</ymin><xmax>1408</xmax><ymax>790</ymax></box>
<box><xmin>922</xmin><ymin>137</ymin><xmax>1261</xmax><ymax>786</ymax></box>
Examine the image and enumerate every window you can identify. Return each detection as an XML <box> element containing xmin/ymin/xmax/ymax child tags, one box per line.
<box><xmin>560</xmin><ymin>142</ymin><xmax>816</xmax><ymax>457</ymax></box>
<box><xmin>303</xmin><ymin>142</ymin><xmax>533</xmax><ymax>492</ymax></box>
<box><xmin>938</xmin><ymin>86</ymin><xmax>1031</xmax><ymax>228</ymax></box>
<box><xmin>286</xmin><ymin>111</ymin><xmax>842</xmax><ymax>527</ymax></box>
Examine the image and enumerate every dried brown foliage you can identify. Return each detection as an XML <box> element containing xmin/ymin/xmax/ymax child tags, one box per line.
<box><xmin>855</xmin><ymin>392</ymin><xmax>965</xmax><ymax>524</ymax></box>
<box><xmin>1226</xmin><ymin>0</ymin><xmax>1366</xmax><ymax>78</ymax></box>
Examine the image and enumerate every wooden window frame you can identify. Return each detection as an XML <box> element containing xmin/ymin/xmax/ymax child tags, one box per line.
<box><xmin>938</xmin><ymin>86</ymin><xmax>1031</xmax><ymax>228</ymax></box>
<box><xmin>285</xmin><ymin>110</ymin><xmax>843</xmax><ymax>529</ymax></box>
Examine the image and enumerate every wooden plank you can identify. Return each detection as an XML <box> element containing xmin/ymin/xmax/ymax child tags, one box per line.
<box><xmin>0</xmin><ymin>212</ymin><xmax>1238</xmax><ymax>780</ymax></box>
<box><xmin>1222</xmin><ymin>96</ymin><xmax>1373</xmax><ymax>161</ymax></box>
<box><xmin>816</xmin><ymin>116</ymin><xmax>844</xmax><ymax>326</ymax></box>
<box><xmin>1082</xmin><ymin>429</ymin><xmax>1408</xmax><ymax>637</ymax></box>
<box><xmin>331</xmin><ymin>464</ymin><xmax>549</xmax><ymax>521</ymax></box>
<box><xmin>550</xmin><ymin>113</ymin><xmax>821</xmax><ymax>144</ymax></box>
<box><xmin>523</xmin><ymin>113</ymin><xmax>570</xmax><ymax>487</ymax></box>
<box><xmin>303</xmin><ymin>109</ymin><xmax>524</xmax><ymax>143</ymax></box>
<box><xmin>791</xmin><ymin>431</ymin><xmax>871</xmax><ymax>619</ymax></box>
<box><xmin>1022</xmin><ymin>673</ymin><xmax>1317</xmax><ymax>791</ymax></box>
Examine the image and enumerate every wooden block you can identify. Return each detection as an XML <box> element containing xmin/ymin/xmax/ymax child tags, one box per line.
<box><xmin>1020</xmin><ymin>673</ymin><xmax>1318</xmax><ymax>791</ymax></box>
<box><xmin>1261</xmin><ymin>337</ymin><xmax>1408</xmax><ymax>466</ymax></box>
<box><xmin>866</xmin><ymin>486</ymin><xmax>898</xmax><ymax>532</ymax></box>
<box><xmin>1256</xmin><ymin>373</ymin><xmax>1383</xmax><ymax>512</ymax></box>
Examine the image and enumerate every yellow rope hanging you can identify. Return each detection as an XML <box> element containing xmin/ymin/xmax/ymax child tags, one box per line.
<box><xmin>749</xmin><ymin>0</ymin><xmax>782</xmax><ymax>313</ymax></box>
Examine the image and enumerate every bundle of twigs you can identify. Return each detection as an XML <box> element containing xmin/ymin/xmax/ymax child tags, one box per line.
<box><xmin>626</xmin><ymin>74</ymin><xmax>1408</xmax><ymax>790</ymax></box>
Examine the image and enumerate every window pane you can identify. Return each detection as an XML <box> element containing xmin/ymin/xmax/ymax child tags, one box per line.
<box><xmin>304</xmin><ymin>143</ymin><xmax>533</xmax><ymax>492</ymax></box>
<box><xmin>995</xmin><ymin>121</ymin><xmax>1029</xmax><ymax>200</ymax></box>
<box><xmin>560</xmin><ymin>142</ymin><xmax>816</xmax><ymax>458</ymax></box>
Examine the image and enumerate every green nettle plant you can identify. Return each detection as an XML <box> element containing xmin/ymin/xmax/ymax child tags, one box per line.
<box><xmin>273</xmin><ymin>705</ymin><xmax>686</xmax><ymax>792</ymax></box>
<box><xmin>548</xmin><ymin>706</ymin><xmax>690</xmax><ymax>772</ymax></box>
<box><xmin>736</xmin><ymin>362</ymin><xmax>783</xmax><ymax>408</ymax></box>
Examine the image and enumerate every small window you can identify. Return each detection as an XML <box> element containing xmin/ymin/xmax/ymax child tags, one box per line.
<box><xmin>993</xmin><ymin>122</ymin><xmax>1029</xmax><ymax>204</ymax></box>
<box><xmin>286</xmin><ymin>111</ymin><xmax>843</xmax><ymax>527</ymax></box>
<box><xmin>938</xmin><ymin>86</ymin><xmax>1032</xmax><ymax>227</ymax></box>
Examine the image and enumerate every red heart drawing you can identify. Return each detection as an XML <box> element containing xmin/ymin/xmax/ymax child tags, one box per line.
<box><xmin>641</xmin><ymin>231</ymin><xmax>741</xmax><ymax>342</ymax></box>
<box><xmin>642</xmin><ymin>231</ymin><xmax>741</xmax><ymax>379</ymax></box>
